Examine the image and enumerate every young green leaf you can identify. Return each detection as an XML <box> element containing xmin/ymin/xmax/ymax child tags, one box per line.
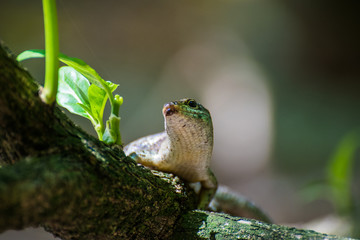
<box><xmin>17</xmin><ymin>50</ymin><xmax>46</xmax><ymax>61</ymax></box>
<box><xmin>60</xmin><ymin>67</ymin><xmax>90</xmax><ymax>104</ymax></box>
<box><xmin>88</xmin><ymin>85</ymin><xmax>107</xmax><ymax>127</ymax></box>
<box><xmin>57</xmin><ymin>66</ymin><xmax>91</xmax><ymax>118</ymax></box>
<box><xmin>59</xmin><ymin>54</ymin><xmax>107</xmax><ymax>90</ymax></box>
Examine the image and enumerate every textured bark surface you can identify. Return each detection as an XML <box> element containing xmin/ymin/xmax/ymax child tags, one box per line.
<box><xmin>0</xmin><ymin>41</ymin><xmax>352</xmax><ymax>239</ymax></box>
<box><xmin>175</xmin><ymin>211</ymin><xmax>356</xmax><ymax>240</ymax></box>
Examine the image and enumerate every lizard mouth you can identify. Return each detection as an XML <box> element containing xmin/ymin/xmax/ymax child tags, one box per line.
<box><xmin>163</xmin><ymin>103</ymin><xmax>178</xmax><ymax>116</ymax></box>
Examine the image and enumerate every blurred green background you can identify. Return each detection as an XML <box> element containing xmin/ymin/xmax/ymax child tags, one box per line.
<box><xmin>0</xmin><ymin>0</ymin><xmax>359</xmax><ymax>238</ymax></box>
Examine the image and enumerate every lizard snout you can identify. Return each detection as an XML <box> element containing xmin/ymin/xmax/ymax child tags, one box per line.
<box><xmin>163</xmin><ymin>103</ymin><xmax>177</xmax><ymax>116</ymax></box>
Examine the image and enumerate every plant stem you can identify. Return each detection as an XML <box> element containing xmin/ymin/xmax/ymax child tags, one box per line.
<box><xmin>111</xmin><ymin>95</ymin><xmax>123</xmax><ymax>145</ymax></box>
<box><xmin>41</xmin><ymin>0</ymin><xmax>59</xmax><ymax>104</ymax></box>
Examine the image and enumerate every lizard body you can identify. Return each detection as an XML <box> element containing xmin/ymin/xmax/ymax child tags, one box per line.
<box><xmin>124</xmin><ymin>98</ymin><xmax>217</xmax><ymax>209</ymax></box>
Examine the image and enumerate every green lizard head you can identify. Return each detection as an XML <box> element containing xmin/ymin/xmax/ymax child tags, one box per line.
<box><xmin>162</xmin><ymin>98</ymin><xmax>213</xmax><ymax>142</ymax></box>
<box><xmin>163</xmin><ymin>98</ymin><xmax>211</xmax><ymax>122</ymax></box>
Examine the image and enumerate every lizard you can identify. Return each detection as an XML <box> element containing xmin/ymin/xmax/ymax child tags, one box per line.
<box><xmin>124</xmin><ymin>98</ymin><xmax>272</xmax><ymax>223</ymax></box>
<box><xmin>124</xmin><ymin>98</ymin><xmax>217</xmax><ymax>209</ymax></box>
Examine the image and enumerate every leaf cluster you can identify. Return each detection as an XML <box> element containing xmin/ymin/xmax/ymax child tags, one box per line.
<box><xmin>17</xmin><ymin>50</ymin><xmax>123</xmax><ymax>145</ymax></box>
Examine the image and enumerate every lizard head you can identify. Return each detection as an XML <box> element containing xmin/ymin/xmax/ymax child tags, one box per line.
<box><xmin>163</xmin><ymin>98</ymin><xmax>211</xmax><ymax>121</ymax></box>
<box><xmin>162</xmin><ymin>98</ymin><xmax>213</xmax><ymax>142</ymax></box>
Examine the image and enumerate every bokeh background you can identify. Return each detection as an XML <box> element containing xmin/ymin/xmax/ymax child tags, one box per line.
<box><xmin>1</xmin><ymin>0</ymin><xmax>359</xmax><ymax>239</ymax></box>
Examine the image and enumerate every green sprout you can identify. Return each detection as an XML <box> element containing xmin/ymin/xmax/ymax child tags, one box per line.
<box><xmin>17</xmin><ymin>0</ymin><xmax>123</xmax><ymax>145</ymax></box>
<box><xmin>18</xmin><ymin>50</ymin><xmax>123</xmax><ymax>145</ymax></box>
<box><xmin>41</xmin><ymin>0</ymin><xmax>59</xmax><ymax>104</ymax></box>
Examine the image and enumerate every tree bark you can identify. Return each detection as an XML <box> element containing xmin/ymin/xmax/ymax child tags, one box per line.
<box><xmin>0</xmin><ymin>41</ymin><xmax>352</xmax><ymax>240</ymax></box>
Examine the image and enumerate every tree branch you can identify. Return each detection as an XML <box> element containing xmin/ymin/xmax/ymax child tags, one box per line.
<box><xmin>175</xmin><ymin>211</ymin><xmax>353</xmax><ymax>240</ymax></box>
<box><xmin>0</xmin><ymin>41</ymin><xmax>351</xmax><ymax>239</ymax></box>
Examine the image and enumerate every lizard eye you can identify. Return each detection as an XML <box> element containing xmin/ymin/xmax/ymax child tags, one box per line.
<box><xmin>186</xmin><ymin>99</ymin><xmax>197</xmax><ymax>108</ymax></box>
